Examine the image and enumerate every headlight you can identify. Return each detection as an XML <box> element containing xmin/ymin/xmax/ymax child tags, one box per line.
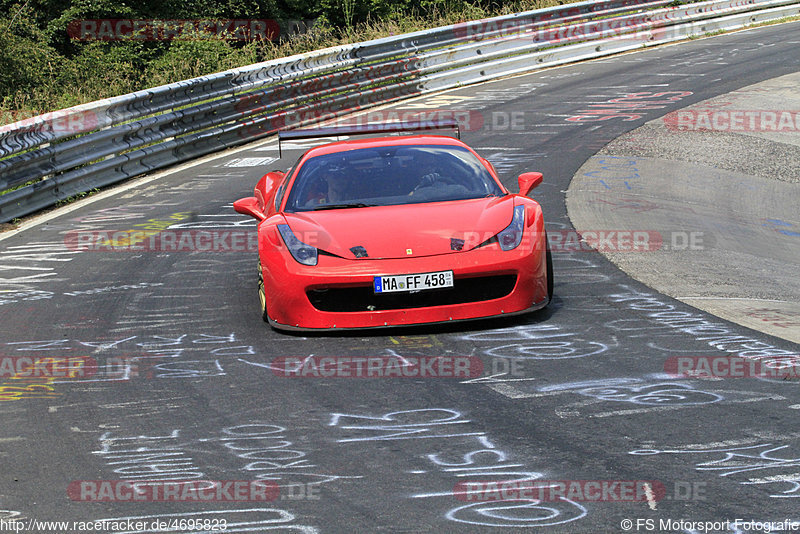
<box><xmin>277</xmin><ymin>224</ymin><xmax>318</xmax><ymax>266</ymax></box>
<box><xmin>497</xmin><ymin>205</ymin><xmax>525</xmax><ymax>251</ymax></box>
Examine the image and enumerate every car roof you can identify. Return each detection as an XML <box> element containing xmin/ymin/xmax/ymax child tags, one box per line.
<box><xmin>299</xmin><ymin>134</ymin><xmax>470</xmax><ymax>159</ymax></box>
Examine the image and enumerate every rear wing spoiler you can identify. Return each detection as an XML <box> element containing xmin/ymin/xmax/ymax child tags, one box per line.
<box><xmin>277</xmin><ymin>119</ymin><xmax>461</xmax><ymax>157</ymax></box>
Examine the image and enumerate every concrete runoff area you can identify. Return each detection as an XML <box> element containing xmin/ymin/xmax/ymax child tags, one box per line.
<box><xmin>567</xmin><ymin>71</ymin><xmax>800</xmax><ymax>344</ymax></box>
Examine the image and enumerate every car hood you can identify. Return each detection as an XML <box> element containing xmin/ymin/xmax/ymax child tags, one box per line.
<box><xmin>282</xmin><ymin>196</ymin><xmax>515</xmax><ymax>259</ymax></box>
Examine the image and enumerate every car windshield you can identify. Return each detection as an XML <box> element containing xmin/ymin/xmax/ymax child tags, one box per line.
<box><xmin>283</xmin><ymin>144</ymin><xmax>504</xmax><ymax>212</ymax></box>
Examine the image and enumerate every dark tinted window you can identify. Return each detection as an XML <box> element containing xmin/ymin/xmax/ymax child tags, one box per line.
<box><xmin>284</xmin><ymin>145</ymin><xmax>503</xmax><ymax>212</ymax></box>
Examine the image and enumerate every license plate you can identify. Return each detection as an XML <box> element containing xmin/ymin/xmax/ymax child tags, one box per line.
<box><xmin>374</xmin><ymin>270</ymin><xmax>454</xmax><ymax>294</ymax></box>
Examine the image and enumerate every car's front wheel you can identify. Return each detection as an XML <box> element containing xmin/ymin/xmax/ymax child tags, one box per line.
<box><xmin>257</xmin><ymin>260</ymin><xmax>269</xmax><ymax>322</ymax></box>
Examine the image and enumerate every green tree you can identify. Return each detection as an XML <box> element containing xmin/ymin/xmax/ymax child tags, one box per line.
<box><xmin>0</xmin><ymin>10</ymin><xmax>62</xmax><ymax>110</ymax></box>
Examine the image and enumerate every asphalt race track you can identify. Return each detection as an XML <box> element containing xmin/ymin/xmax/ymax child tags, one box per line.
<box><xmin>568</xmin><ymin>70</ymin><xmax>800</xmax><ymax>345</ymax></box>
<box><xmin>1</xmin><ymin>22</ymin><xmax>799</xmax><ymax>534</ymax></box>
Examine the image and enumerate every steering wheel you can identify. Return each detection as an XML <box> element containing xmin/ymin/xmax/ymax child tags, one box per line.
<box><xmin>410</xmin><ymin>173</ymin><xmax>456</xmax><ymax>195</ymax></box>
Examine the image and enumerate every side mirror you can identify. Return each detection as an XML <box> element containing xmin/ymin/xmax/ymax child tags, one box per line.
<box><xmin>233</xmin><ymin>197</ymin><xmax>266</xmax><ymax>221</ymax></box>
<box><xmin>518</xmin><ymin>172</ymin><xmax>543</xmax><ymax>196</ymax></box>
<box><xmin>256</xmin><ymin>171</ymin><xmax>284</xmax><ymax>206</ymax></box>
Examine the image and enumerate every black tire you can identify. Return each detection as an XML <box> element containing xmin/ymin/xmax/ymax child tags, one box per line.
<box><xmin>257</xmin><ymin>261</ymin><xmax>269</xmax><ymax>322</ymax></box>
<box><xmin>545</xmin><ymin>233</ymin><xmax>554</xmax><ymax>305</ymax></box>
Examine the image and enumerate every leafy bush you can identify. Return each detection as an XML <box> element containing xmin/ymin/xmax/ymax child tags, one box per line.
<box><xmin>0</xmin><ymin>0</ymin><xmax>568</xmax><ymax>122</ymax></box>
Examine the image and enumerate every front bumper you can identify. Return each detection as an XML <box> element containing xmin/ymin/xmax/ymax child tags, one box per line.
<box><xmin>261</xmin><ymin>239</ymin><xmax>548</xmax><ymax>330</ymax></box>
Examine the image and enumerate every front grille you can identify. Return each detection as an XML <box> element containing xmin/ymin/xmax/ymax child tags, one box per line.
<box><xmin>307</xmin><ymin>275</ymin><xmax>517</xmax><ymax>312</ymax></box>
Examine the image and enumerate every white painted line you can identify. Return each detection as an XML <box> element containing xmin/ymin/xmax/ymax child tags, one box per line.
<box><xmin>460</xmin><ymin>372</ymin><xmax>507</xmax><ymax>384</ymax></box>
<box><xmin>487</xmin><ymin>384</ymin><xmax>563</xmax><ymax>399</ymax></box>
<box><xmin>643</xmin><ymin>482</ymin><xmax>658</xmax><ymax>511</ymax></box>
<box><xmin>745</xmin><ymin>472</ymin><xmax>800</xmax><ymax>483</ymax></box>
<box><xmin>590</xmin><ymin>405</ymin><xmax>700</xmax><ymax>418</ymax></box>
<box><xmin>223</xmin><ymin>156</ymin><xmax>278</xmax><ymax>167</ymax></box>
<box><xmin>677</xmin><ymin>297</ymin><xmax>789</xmax><ymax>302</ymax></box>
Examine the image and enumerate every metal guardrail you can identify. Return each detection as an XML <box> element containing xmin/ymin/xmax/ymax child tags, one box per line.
<box><xmin>1</xmin><ymin>0</ymin><xmax>798</xmax><ymax>222</ymax></box>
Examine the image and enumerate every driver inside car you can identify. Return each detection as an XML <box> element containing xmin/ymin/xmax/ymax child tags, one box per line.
<box><xmin>409</xmin><ymin>151</ymin><xmax>447</xmax><ymax>195</ymax></box>
<box><xmin>306</xmin><ymin>167</ymin><xmax>352</xmax><ymax>205</ymax></box>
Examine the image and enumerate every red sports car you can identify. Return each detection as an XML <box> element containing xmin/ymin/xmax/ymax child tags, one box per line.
<box><xmin>234</xmin><ymin>121</ymin><xmax>552</xmax><ymax>330</ymax></box>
